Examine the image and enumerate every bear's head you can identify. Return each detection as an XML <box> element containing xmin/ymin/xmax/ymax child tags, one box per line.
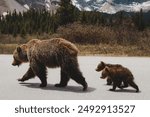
<box><xmin>12</xmin><ymin>44</ymin><xmax>28</xmax><ymax>67</ymax></box>
<box><xmin>96</xmin><ymin>61</ymin><xmax>106</xmax><ymax>72</ymax></box>
<box><xmin>100</xmin><ymin>67</ymin><xmax>110</xmax><ymax>79</ymax></box>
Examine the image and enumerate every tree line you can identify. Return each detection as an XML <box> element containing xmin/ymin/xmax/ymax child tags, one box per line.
<box><xmin>0</xmin><ymin>0</ymin><xmax>149</xmax><ymax>37</ymax></box>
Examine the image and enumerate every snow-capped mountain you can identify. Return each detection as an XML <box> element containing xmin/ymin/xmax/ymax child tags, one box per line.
<box><xmin>16</xmin><ymin>0</ymin><xmax>59</xmax><ymax>13</ymax></box>
<box><xmin>13</xmin><ymin>0</ymin><xmax>150</xmax><ymax>14</ymax></box>
<box><xmin>72</xmin><ymin>0</ymin><xmax>150</xmax><ymax>14</ymax></box>
<box><xmin>1</xmin><ymin>0</ymin><xmax>150</xmax><ymax>15</ymax></box>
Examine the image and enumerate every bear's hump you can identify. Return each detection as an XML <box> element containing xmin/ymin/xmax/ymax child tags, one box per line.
<box><xmin>46</xmin><ymin>38</ymin><xmax>79</xmax><ymax>56</ymax></box>
<box><xmin>57</xmin><ymin>38</ymin><xmax>79</xmax><ymax>56</ymax></box>
<box><xmin>27</xmin><ymin>39</ymin><xmax>41</xmax><ymax>47</ymax></box>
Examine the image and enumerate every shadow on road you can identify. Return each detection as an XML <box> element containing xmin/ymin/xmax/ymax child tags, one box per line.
<box><xmin>19</xmin><ymin>82</ymin><xmax>96</xmax><ymax>93</ymax></box>
<box><xmin>108</xmin><ymin>89</ymin><xmax>141</xmax><ymax>93</ymax></box>
<box><xmin>103</xmin><ymin>84</ymin><xmax>140</xmax><ymax>93</ymax></box>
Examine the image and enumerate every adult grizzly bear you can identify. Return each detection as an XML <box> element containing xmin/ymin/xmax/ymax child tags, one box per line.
<box><xmin>12</xmin><ymin>38</ymin><xmax>88</xmax><ymax>91</ymax></box>
<box><xmin>101</xmin><ymin>66</ymin><xmax>139</xmax><ymax>92</ymax></box>
<box><xmin>96</xmin><ymin>61</ymin><xmax>122</xmax><ymax>85</ymax></box>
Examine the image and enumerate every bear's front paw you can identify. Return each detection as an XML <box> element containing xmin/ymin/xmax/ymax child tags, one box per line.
<box><xmin>109</xmin><ymin>89</ymin><xmax>115</xmax><ymax>91</ymax></box>
<box><xmin>136</xmin><ymin>89</ymin><xmax>139</xmax><ymax>93</ymax></box>
<box><xmin>55</xmin><ymin>84</ymin><xmax>67</xmax><ymax>87</ymax></box>
<box><xmin>18</xmin><ymin>78</ymin><xmax>25</xmax><ymax>82</ymax></box>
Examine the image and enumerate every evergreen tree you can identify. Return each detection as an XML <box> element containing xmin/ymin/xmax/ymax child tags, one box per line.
<box><xmin>133</xmin><ymin>9</ymin><xmax>145</xmax><ymax>31</ymax></box>
<box><xmin>56</xmin><ymin>0</ymin><xmax>79</xmax><ymax>25</ymax></box>
<box><xmin>138</xmin><ymin>9</ymin><xmax>145</xmax><ymax>31</ymax></box>
<box><xmin>79</xmin><ymin>11</ymin><xmax>87</xmax><ymax>24</ymax></box>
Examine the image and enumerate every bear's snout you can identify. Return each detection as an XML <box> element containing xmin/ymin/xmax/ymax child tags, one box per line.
<box><xmin>12</xmin><ymin>60</ymin><xmax>21</xmax><ymax>67</ymax></box>
<box><xmin>12</xmin><ymin>62</ymin><xmax>17</xmax><ymax>66</ymax></box>
<box><xmin>95</xmin><ymin>68</ymin><xmax>100</xmax><ymax>72</ymax></box>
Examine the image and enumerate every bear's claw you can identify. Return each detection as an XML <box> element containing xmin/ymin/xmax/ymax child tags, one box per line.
<box><xmin>18</xmin><ymin>78</ymin><xmax>25</xmax><ymax>82</ymax></box>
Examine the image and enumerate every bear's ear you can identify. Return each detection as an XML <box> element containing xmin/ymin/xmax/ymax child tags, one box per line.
<box><xmin>17</xmin><ymin>47</ymin><xmax>22</xmax><ymax>53</ymax></box>
<box><xmin>105</xmin><ymin>67</ymin><xmax>110</xmax><ymax>73</ymax></box>
<box><xmin>101</xmin><ymin>61</ymin><xmax>105</xmax><ymax>66</ymax></box>
<box><xmin>105</xmin><ymin>67</ymin><xmax>112</xmax><ymax>76</ymax></box>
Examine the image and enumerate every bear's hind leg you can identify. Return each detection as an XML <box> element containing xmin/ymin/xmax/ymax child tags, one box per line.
<box><xmin>128</xmin><ymin>80</ymin><xmax>139</xmax><ymax>92</ymax></box>
<box><xmin>71</xmin><ymin>73</ymin><xmax>88</xmax><ymax>91</ymax></box>
<box><xmin>69</xmin><ymin>67</ymin><xmax>88</xmax><ymax>91</ymax></box>
<box><xmin>61</xmin><ymin>57</ymin><xmax>88</xmax><ymax>91</ymax></box>
<box><xmin>55</xmin><ymin>69</ymin><xmax>70</xmax><ymax>87</ymax></box>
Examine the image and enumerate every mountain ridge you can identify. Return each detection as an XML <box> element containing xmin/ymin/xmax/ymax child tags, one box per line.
<box><xmin>72</xmin><ymin>0</ymin><xmax>150</xmax><ymax>14</ymax></box>
<box><xmin>0</xmin><ymin>0</ymin><xmax>150</xmax><ymax>15</ymax></box>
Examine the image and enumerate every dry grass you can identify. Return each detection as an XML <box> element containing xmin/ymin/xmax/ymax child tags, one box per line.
<box><xmin>76</xmin><ymin>44</ymin><xmax>150</xmax><ymax>56</ymax></box>
<box><xmin>0</xmin><ymin>44</ymin><xmax>17</xmax><ymax>54</ymax></box>
<box><xmin>56</xmin><ymin>22</ymin><xmax>150</xmax><ymax>45</ymax></box>
<box><xmin>0</xmin><ymin>43</ymin><xmax>150</xmax><ymax>57</ymax></box>
<box><xmin>0</xmin><ymin>22</ymin><xmax>150</xmax><ymax>56</ymax></box>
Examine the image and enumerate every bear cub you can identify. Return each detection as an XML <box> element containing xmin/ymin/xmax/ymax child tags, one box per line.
<box><xmin>96</xmin><ymin>61</ymin><xmax>122</xmax><ymax>85</ymax></box>
<box><xmin>101</xmin><ymin>65</ymin><xmax>139</xmax><ymax>92</ymax></box>
<box><xmin>12</xmin><ymin>38</ymin><xmax>88</xmax><ymax>91</ymax></box>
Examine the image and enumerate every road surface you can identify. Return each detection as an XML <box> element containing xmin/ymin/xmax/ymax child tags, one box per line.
<box><xmin>0</xmin><ymin>55</ymin><xmax>150</xmax><ymax>100</ymax></box>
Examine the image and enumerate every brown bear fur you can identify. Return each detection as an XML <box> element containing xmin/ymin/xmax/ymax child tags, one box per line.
<box><xmin>101</xmin><ymin>66</ymin><xmax>139</xmax><ymax>92</ymax></box>
<box><xmin>96</xmin><ymin>61</ymin><xmax>122</xmax><ymax>85</ymax></box>
<box><xmin>12</xmin><ymin>38</ymin><xmax>88</xmax><ymax>91</ymax></box>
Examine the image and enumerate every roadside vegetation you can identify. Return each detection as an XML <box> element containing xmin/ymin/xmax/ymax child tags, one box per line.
<box><xmin>0</xmin><ymin>0</ymin><xmax>150</xmax><ymax>56</ymax></box>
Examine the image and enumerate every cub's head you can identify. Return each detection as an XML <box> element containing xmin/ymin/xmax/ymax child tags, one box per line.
<box><xmin>12</xmin><ymin>44</ymin><xmax>28</xmax><ymax>67</ymax></box>
<box><xmin>100</xmin><ymin>67</ymin><xmax>110</xmax><ymax>79</ymax></box>
<box><xmin>96</xmin><ymin>61</ymin><xmax>106</xmax><ymax>72</ymax></box>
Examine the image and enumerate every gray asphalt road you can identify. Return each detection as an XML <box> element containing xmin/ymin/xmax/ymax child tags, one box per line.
<box><xmin>4</xmin><ymin>0</ymin><xmax>27</xmax><ymax>13</ymax></box>
<box><xmin>0</xmin><ymin>55</ymin><xmax>150</xmax><ymax>100</ymax></box>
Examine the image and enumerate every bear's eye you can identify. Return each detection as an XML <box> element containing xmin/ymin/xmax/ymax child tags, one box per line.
<box><xmin>14</xmin><ymin>56</ymin><xmax>20</xmax><ymax>62</ymax></box>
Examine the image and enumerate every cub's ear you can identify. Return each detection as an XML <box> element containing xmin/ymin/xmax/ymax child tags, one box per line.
<box><xmin>17</xmin><ymin>47</ymin><xmax>22</xmax><ymax>53</ymax></box>
<box><xmin>105</xmin><ymin>67</ymin><xmax>110</xmax><ymax>72</ymax></box>
<box><xmin>101</xmin><ymin>61</ymin><xmax>105</xmax><ymax>65</ymax></box>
